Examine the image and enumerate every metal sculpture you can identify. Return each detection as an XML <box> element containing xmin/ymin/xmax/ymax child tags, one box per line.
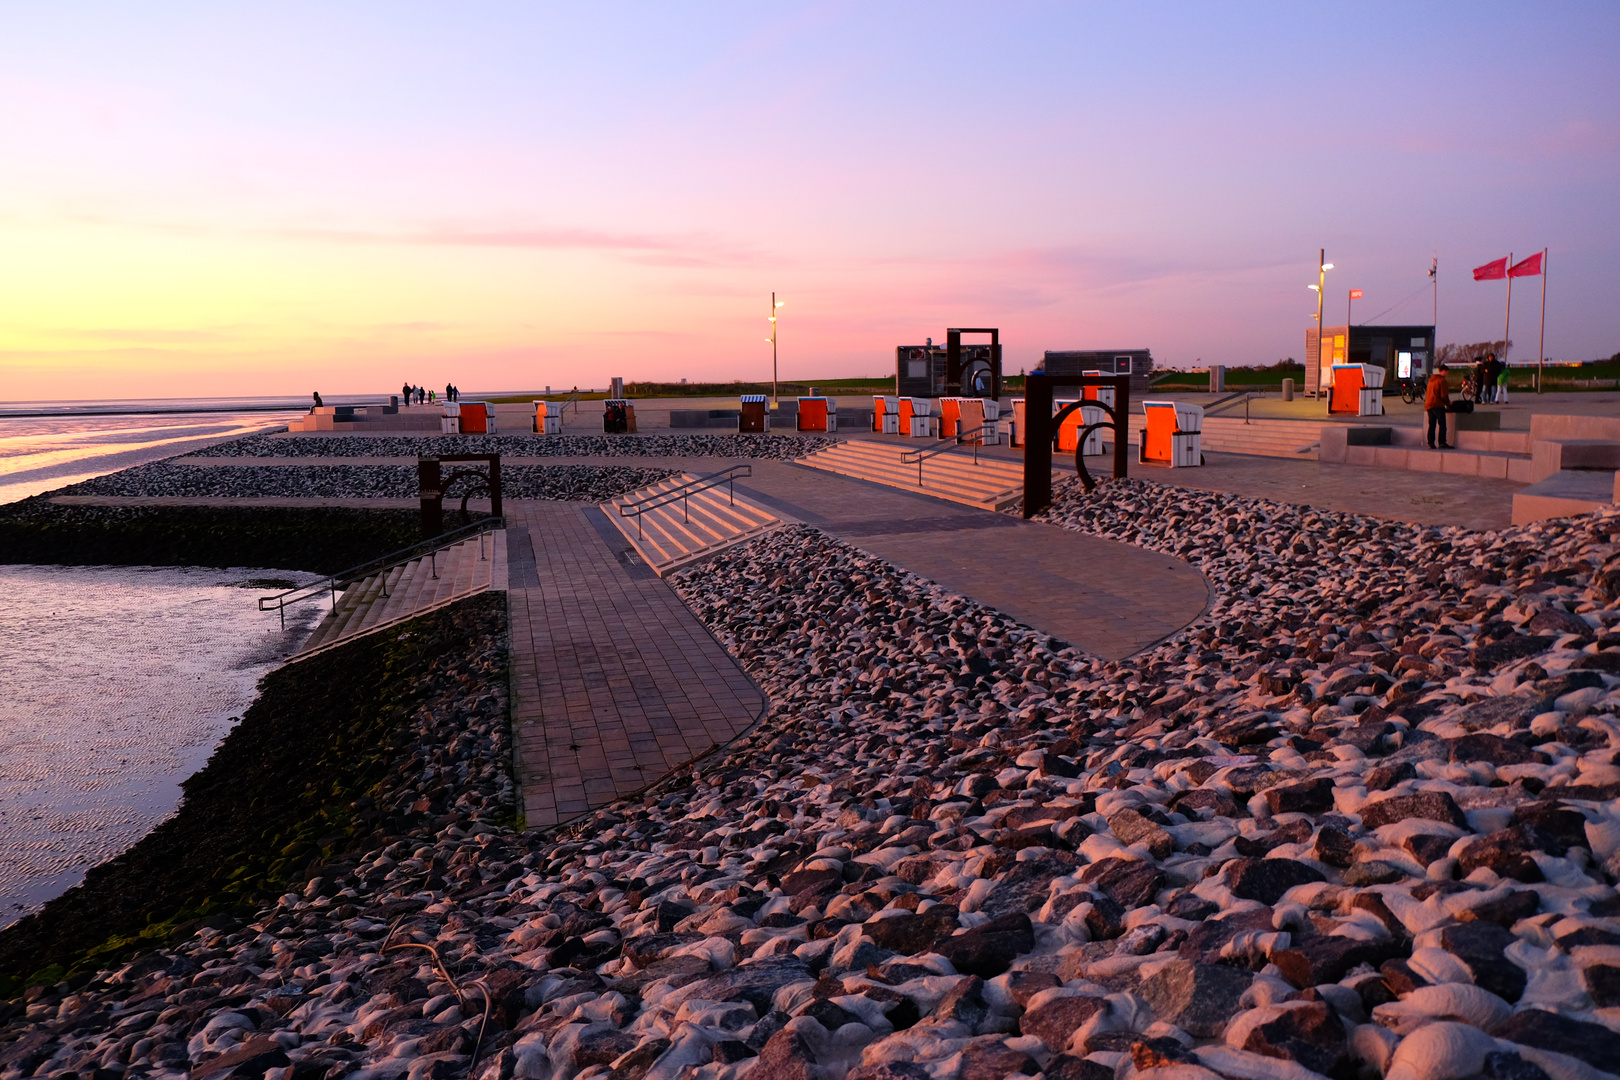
<box><xmin>419</xmin><ymin>454</ymin><xmax>503</xmax><ymax>536</ymax></box>
<box><xmin>1021</xmin><ymin>374</ymin><xmax>1131</xmax><ymax>518</ymax></box>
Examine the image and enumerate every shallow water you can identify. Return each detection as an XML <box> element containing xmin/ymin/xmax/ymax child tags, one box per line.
<box><xmin>0</xmin><ymin>411</ymin><xmax>305</xmax><ymax>505</ymax></box>
<box><xmin>0</xmin><ymin>564</ymin><xmax>323</xmax><ymax>926</ymax></box>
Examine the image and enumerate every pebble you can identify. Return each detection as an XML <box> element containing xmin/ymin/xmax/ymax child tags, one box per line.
<box><xmin>55</xmin><ymin>463</ymin><xmax>680</xmax><ymax>502</ymax></box>
<box><xmin>187</xmin><ymin>433</ymin><xmax>840</xmax><ymax>461</ymax></box>
<box><xmin>2</xmin><ymin>476</ymin><xmax>1619</xmax><ymax>1080</ymax></box>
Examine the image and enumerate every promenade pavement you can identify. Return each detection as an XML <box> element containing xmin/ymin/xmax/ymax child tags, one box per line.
<box><xmin>738</xmin><ymin>461</ymin><xmax>1210</xmax><ymax>661</ymax></box>
<box><xmin>503</xmin><ymin>501</ymin><xmax>765</xmax><ymax>828</ymax></box>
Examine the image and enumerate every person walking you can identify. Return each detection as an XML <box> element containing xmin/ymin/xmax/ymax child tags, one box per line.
<box><xmin>445</xmin><ymin>382</ymin><xmax>453</xmax><ymax>403</ymax></box>
<box><xmin>402</xmin><ymin>382</ymin><xmax>411</xmax><ymax>406</ymax></box>
<box><xmin>1496</xmin><ymin>362</ymin><xmax>1511</xmax><ymax>404</ymax></box>
<box><xmin>1426</xmin><ymin>364</ymin><xmax>1452</xmax><ymax>449</ymax></box>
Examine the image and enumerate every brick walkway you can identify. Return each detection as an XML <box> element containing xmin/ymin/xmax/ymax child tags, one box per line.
<box><xmin>738</xmin><ymin>462</ymin><xmax>1211</xmax><ymax>661</ymax></box>
<box><xmin>503</xmin><ymin>500</ymin><xmax>765</xmax><ymax>827</ymax></box>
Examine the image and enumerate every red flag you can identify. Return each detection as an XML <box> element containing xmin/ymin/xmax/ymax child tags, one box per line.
<box><xmin>1473</xmin><ymin>257</ymin><xmax>1508</xmax><ymax>281</ymax></box>
<box><xmin>1509</xmin><ymin>252</ymin><xmax>1543</xmax><ymax>277</ymax></box>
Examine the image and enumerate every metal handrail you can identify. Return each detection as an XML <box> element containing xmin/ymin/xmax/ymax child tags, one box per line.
<box><xmin>616</xmin><ymin>464</ymin><xmax>752</xmax><ymax>538</ymax></box>
<box><xmin>258</xmin><ymin>515</ymin><xmax>504</xmax><ymax>627</ymax></box>
<box><xmin>1204</xmin><ymin>390</ymin><xmax>1258</xmax><ymax>421</ymax></box>
<box><xmin>900</xmin><ymin>422</ymin><xmax>999</xmax><ymax>483</ymax></box>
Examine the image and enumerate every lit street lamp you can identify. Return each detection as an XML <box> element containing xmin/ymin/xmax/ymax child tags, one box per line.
<box><xmin>766</xmin><ymin>292</ymin><xmax>785</xmax><ymax>406</ymax></box>
<box><xmin>1307</xmin><ymin>250</ymin><xmax>1333</xmax><ymax>399</ymax></box>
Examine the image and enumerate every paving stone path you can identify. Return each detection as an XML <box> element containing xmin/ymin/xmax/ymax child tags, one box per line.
<box><xmin>502</xmin><ymin>501</ymin><xmax>766</xmax><ymax>827</ymax></box>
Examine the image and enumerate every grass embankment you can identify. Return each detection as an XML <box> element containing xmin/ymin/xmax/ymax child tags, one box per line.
<box><xmin>488</xmin><ymin>378</ymin><xmax>904</xmax><ymax>403</ymax></box>
<box><xmin>0</xmin><ymin>593</ymin><xmax>508</xmax><ymax>995</ymax></box>
<box><xmin>0</xmin><ymin>501</ymin><xmax>420</xmax><ymax>574</ymax></box>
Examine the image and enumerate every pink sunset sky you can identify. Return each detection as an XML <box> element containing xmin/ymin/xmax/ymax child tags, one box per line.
<box><xmin>2</xmin><ymin>3</ymin><xmax>1617</xmax><ymax>400</ymax></box>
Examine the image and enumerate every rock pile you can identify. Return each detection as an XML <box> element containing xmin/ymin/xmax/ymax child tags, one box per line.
<box><xmin>188</xmin><ymin>434</ymin><xmax>838</xmax><ymax>461</ymax></box>
<box><xmin>53</xmin><ymin>464</ymin><xmax>677</xmax><ymax>502</ymax></box>
<box><xmin>3</xmin><ymin>481</ymin><xmax>1619</xmax><ymax>1080</ymax></box>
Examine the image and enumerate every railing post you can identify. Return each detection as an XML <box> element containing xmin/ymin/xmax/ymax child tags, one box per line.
<box><xmin>480</xmin><ymin>531</ymin><xmax>487</xmax><ymax>561</ymax></box>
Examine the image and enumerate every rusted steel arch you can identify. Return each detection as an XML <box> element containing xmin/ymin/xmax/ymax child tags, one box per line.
<box><xmin>441</xmin><ymin>468</ymin><xmax>493</xmax><ymax>526</ymax></box>
<box><xmin>1021</xmin><ymin>374</ymin><xmax>1131</xmax><ymax>519</ymax></box>
<box><xmin>1049</xmin><ymin>398</ymin><xmax>1119</xmax><ymax>495</ymax></box>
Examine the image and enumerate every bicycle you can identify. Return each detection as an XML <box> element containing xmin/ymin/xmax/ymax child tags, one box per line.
<box><xmin>1398</xmin><ymin>376</ymin><xmax>1425</xmax><ymax>405</ymax></box>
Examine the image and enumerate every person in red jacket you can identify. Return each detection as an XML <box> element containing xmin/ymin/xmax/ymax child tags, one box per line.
<box><xmin>1425</xmin><ymin>365</ymin><xmax>1452</xmax><ymax>449</ymax></box>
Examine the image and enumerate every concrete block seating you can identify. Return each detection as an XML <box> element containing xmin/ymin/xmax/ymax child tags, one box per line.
<box><xmin>1320</xmin><ymin>420</ymin><xmax>1538</xmax><ymax>482</ymax></box>
<box><xmin>287</xmin><ymin>405</ymin><xmax>444</xmax><ymax>433</ymax></box>
<box><xmin>1511</xmin><ymin>414</ymin><xmax>1620</xmax><ymax>524</ymax></box>
<box><xmin>1322</xmin><ymin>411</ymin><xmax>1620</xmax><ymax>524</ymax></box>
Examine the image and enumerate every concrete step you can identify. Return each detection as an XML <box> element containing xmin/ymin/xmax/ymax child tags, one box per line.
<box><xmin>605</xmin><ymin>476</ymin><xmax>782</xmax><ymax>575</ymax></box>
<box><xmin>1125</xmin><ymin>416</ymin><xmax>1324</xmax><ymax>459</ymax></box>
<box><xmin>1513</xmin><ymin>469</ymin><xmax>1618</xmax><ymax>525</ymax></box>
<box><xmin>798</xmin><ymin>441</ymin><xmax>1033</xmax><ymax>508</ymax></box>
<box><xmin>295</xmin><ymin>532</ymin><xmax>502</xmax><ymax>658</ymax></box>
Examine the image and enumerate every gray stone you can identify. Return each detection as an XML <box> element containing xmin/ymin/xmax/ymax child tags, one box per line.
<box><xmin>1140</xmin><ymin>959</ymin><xmax>1252</xmax><ymax>1037</ymax></box>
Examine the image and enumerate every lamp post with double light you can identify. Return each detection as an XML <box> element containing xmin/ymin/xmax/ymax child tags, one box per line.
<box><xmin>765</xmin><ymin>293</ymin><xmax>785</xmax><ymax>406</ymax></box>
<box><xmin>1307</xmin><ymin>250</ymin><xmax>1333</xmax><ymax>399</ymax></box>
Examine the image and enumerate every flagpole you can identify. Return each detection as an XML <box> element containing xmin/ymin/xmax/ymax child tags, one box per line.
<box><xmin>1503</xmin><ymin>251</ymin><xmax>1512</xmax><ymax>364</ymax></box>
<box><xmin>1537</xmin><ymin>248</ymin><xmax>1548</xmax><ymax>394</ymax></box>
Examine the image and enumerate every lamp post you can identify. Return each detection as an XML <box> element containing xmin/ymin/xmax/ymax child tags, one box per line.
<box><xmin>1307</xmin><ymin>249</ymin><xmax>1333</xmax><ymax>400</ymax></box>
<box><xmin>765</xmin><ymin>293</ymin><xmax>785</xmax><ymax>406</ymax></box>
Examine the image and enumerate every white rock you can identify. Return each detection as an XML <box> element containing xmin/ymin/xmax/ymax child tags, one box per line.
<box><xmin>1385</xmin><ymin>1021</ymin><xmax>1498</xmax><ymax>1080</ymax></box>
<box><xmin>1372</xmin><ymin>984</ymin><xmax>1512</xmax><ymax>1034</ymax></box>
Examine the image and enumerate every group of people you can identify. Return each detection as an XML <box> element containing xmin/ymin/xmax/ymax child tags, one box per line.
<box><xmin>401</xmin><ymin>383</ymin><xmax>460</xmax><ymax>406</ymax></box>
<box><xmin>1472</xmin><ymin>353</ymin><xmax>1510</xmax><ymax>403</ymax></box>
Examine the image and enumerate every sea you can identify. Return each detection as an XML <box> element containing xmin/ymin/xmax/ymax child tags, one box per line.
<box><xmin>0</xmin><ymin>395</ymin><xmax>389</xmax><ymax>924</ymax></box>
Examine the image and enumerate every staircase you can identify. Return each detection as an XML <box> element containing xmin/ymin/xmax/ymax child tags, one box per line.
<box><xmin>605</xmin><ymin>474</ymin><xmax>781</xmax><ymax>575</ymax></box>
<box><xmin>796</xmin><ymin>440</ymin><xmax>1036</xmax><ymax>509</ymax></box>
<box><xmin>1126</xmin><ymin>414</ymin><xmax>1324</xmax><ymax>459</ymax></box>
<box><xmin>296</xmin><ymin>531</ymin><xmax>505</xmax><ymax>656</ymax></box>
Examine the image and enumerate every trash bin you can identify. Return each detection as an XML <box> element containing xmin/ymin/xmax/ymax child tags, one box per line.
<box><xmin>1140</xmin><ymin>401</ymin><xmax>1203</xmax><ymax>467</ymax></box>
<box><xmin>739</xmin><ymin>394</ymin><xmax>769</xmax><ymax>433</ymax></box>
<box><xmin>533</xmin><ymin>400</ymin><xmax>561</xmax><ymax>434</ymax></box>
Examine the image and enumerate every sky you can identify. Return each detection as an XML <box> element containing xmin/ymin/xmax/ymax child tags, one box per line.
<box><xmin>1</xmin><ymin>3</ymin><xmax>1617</xmax><ymax>400</ymax></box>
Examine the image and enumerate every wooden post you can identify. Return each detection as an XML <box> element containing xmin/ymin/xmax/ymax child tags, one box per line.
<box><xmin>418</xmin><ymin>457</ymin><xmax>443</xmax><ymax>537</ymax></box>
